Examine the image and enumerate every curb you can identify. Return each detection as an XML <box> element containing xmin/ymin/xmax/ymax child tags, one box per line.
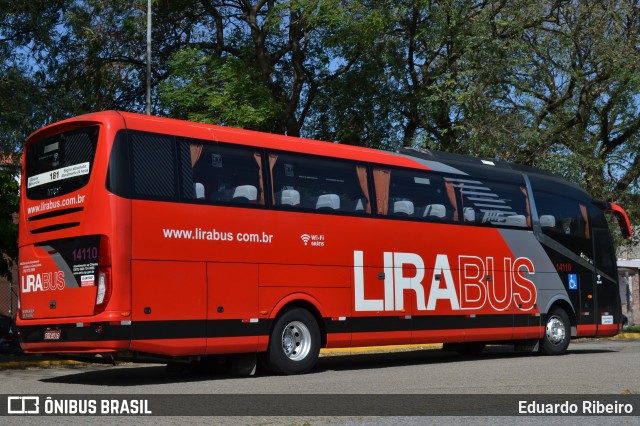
<box><xmin>320</xmin><ymin>343</ymin><xmax>442</xmax><ymax>356</ymax></box>
<box><xmin>1</xmin><ymin>334</ymin><xmax>638</xmax><ymax>369</ymax></box>
<box><xmin>612</xmin><ymin>332</ymin><xmax>640</xmax><ymax>339</ymax></box>
<box><xmin>0</xmin><ymin>359</ymin><xmax>84</xmax><ymax>370</ymax></box>
<box><xmin>320</xmin><ymin>332</ymin><xmax>640</xmax><ymax>355</ymax></box>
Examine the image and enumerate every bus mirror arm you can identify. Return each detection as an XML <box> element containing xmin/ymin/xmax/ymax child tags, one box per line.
<box><xmin>608</xmin><ymin>202</ymin><xmax>632</xmax><ymax>239</ymax></box>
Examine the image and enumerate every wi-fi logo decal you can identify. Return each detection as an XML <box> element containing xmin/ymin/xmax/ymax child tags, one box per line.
<box><xmin>300</xmin><ymin>234</ymin><xmax>311</xmax><ymax>245</ymax></box>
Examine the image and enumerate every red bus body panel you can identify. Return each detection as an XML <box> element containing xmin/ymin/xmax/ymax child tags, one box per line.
<box><xmin>16</xmin><ymin>111</ymin><xmax>625</xmax><ymax>361</ymax></box>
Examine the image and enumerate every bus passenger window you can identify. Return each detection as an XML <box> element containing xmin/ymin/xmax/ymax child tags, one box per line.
<box><xmin>180</xmin><ymin>139</ymin><xmax>265</xmax><ymax>206</ymax></box>
<box><xmin>374</xmin><ymin>166</ymin><xmax>457</xmax><ymax>221</ymax></box>
<box><xmin>129</xmin><ymin>131</ymin><xmax>177</xmax><ymax>200</ymax></box>
<box><xmin>269</xmin><ymin>152</ymin><xmax>370</xmax><ymax>215</ymax></box>
<box><xmin>534</xmin><ymin>191</ymin><xmax>593</xmax><ymax>258</ymax></box>
<box><xmin>458</xmin><ymin>179</ymin><xmax>531</xmax><ymax>228</ymax></box>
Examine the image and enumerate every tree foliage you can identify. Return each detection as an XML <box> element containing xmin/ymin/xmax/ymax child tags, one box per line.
<box><xmin>0</xmin><ymin>170</ymin><xmax>18</xmax><ymax>280</ymax></box>
<box><xmin>161</xmin><ymin>49</ymin><xmax>282</xmax><ymax>130</ymax></box>
<box><xmin>157</xmin><ymin>0</ymin><xmax>385</xmax><ymax>136</ymax></box>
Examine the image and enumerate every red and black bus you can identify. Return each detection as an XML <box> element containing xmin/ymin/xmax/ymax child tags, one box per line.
<box><xmin>17</xmin><ymin>111</ymin><xmax>632</xmax><ymax>374</ymax></box>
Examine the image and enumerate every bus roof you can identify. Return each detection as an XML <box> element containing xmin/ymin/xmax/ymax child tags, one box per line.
<box><xmin>28</xmin><ymin>110</ymin><xmax>589</xmax><ymax>197</ymax></box>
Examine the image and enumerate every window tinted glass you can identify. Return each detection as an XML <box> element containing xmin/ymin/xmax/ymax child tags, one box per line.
<box><xmin>457</xmin><ymin>178</ymin><xmax>531</xmax><ymax>228</ymax></box>
<box><xmin>372</xmin><ymin>167</ymin><xmax>458</xmax><ymax>221</ymax></box>
<box><xmin>270</xmin><ymin>153</ymin><xmax>370</xmax><ymax>214</ymax></box>
<box><xmin>26</xmin><ymin>126</ymin><xmax>99</xmax><ymax>200</ymax></box>
<box><xmin>106</xmin><ymin>130</ymin><xmax>130</xmax><ymax>197</ymax></box>
<box><xmin>593</xmin><ymin>228</ymin><xmax>616</xmax><ymax>279</ymax></box>
<box><xmin>181</xmin><ymin>139</ymin><xmax>264</xmax><ymax>205</ymax></box>
<box><xmin>534</xmin><ymin>191</ymin><xmax>593</xmax><ymax>257</ymax></box>
<box><xmin>130</xmin><ymin>131</ymin><xmax>176</xmax><ymax>199</ymax></box>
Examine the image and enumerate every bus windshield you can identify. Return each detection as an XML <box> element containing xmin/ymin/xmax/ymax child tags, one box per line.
<box><xmin>25</xmin><ymin>126</ymin><xmax>99</xmax><ymax>200</ymax></box>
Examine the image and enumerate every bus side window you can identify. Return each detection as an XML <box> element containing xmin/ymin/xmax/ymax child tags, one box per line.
<box><xmin>373</xmin><ymin>167</ymin><xmax>457</xmax><ymax>222</ymax></box>
<box><xmin>270</xmin><ymin>152</ymin><xmax>371</xmax><ymax>215</ymax></box>
<box><xmin>180</xmin><ymin>139</ymin><xmax>265</xmax><ymax>206</ymax></box>
<box><xmin>130</xmin><ymin>131</ymin><xmax>177</xmax><ymax>200</ymax></box>
<box><xmin>458</xmin><ymin>180</ymin><xmax>531</xmax><ymax>228</ymax></box>
<box><xmin>534</xmin><ymin>191</ymin><xmax>593</xmax><ymax>258</ymax></box>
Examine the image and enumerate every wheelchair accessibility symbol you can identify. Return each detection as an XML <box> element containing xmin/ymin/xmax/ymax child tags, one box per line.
<box><xmin>568</xmin><ymin>274</ymin><xmax>578</xmax><ymax>290</ymax></box>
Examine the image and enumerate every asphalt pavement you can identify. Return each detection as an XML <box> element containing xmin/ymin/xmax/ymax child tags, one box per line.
<box><xmin>1</xmin><ymin>333</ymin><xmax>638</xmax><ymax>370</ymax></box>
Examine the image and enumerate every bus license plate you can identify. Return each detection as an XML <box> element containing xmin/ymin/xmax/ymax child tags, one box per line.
<box><xmin>44</xmin><ymin>329</ymin><xmax>61</xmax><ymax>340</ymax></box>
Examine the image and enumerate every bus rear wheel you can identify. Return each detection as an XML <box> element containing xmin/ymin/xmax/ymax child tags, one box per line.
<box><xmin>540</xmin><ymin>307</ymin><xmax>571</xmax><ymax>355</ymax></box>
<box><xmin>265</xmin><ymin>308</ymin><xmax>320</xmax><ymax>375</ymax></box>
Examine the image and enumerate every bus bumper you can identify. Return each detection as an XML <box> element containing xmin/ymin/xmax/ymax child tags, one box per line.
<box><xmin>18</xmin><ymin>320</ymin><xmax>131</xmax><ymax>354</ymax></box>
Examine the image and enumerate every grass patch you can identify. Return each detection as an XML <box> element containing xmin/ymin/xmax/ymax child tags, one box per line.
<box><xmin>622</xmin><ymin>325</ymin><xmax>640</xmax><ymax>333</ymax></box>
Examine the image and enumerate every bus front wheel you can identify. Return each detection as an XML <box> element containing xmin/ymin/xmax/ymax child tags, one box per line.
<box><xmin>265</xmin><ymin>308</ymin><xmax>320</xmax><ymax>375</ymax></box>
<box><xmin>540</xmin><ymin>307</ymin><xmax>571</xmax><ymax>355</ymax></box>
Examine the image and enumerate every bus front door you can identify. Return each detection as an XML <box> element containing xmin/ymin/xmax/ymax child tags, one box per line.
<box><xmin>592</xmin><ymin>228</ymin><xmax>620</xmax><ymax>335</ymax></box>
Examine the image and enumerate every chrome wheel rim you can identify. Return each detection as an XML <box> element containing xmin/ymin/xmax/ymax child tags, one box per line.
<box><xmin>281</xmin><ymin>320</ymin><xmax>311</xmax><ymax>361</ymax></box>
<box><xmin>546</xmin><ymin>316</ymin><xmax>566</xmax><ymax>345</ymax></box>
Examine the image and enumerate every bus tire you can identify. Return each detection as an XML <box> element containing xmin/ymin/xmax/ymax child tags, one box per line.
<box><xmin>540</xmin><ymin>307</ymin><xmax>571</xmax><ymax>355</ymax></box>
<box><xmin>266</xmin><ymin>308</ymin><xmax>320</xmax><ymax>375</ymax></box>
